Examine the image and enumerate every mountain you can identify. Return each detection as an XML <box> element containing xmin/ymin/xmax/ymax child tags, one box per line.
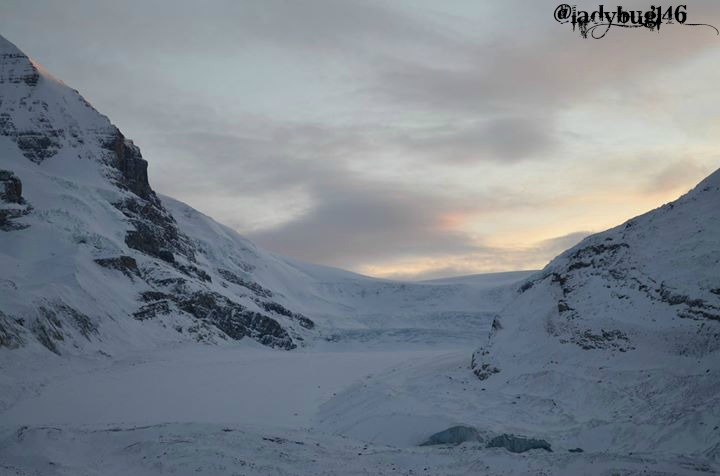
<box><xmin>0</xmin><ymin>35</ymin><xmax>527</xmax><ymax>357</ymax></box>
<box><xmin>470</xmin><ymin>168</ymin><xmax>720</xmax><ymax>456</ymax></box>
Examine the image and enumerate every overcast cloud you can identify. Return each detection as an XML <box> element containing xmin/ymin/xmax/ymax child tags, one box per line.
<box><xmin>2</xmin><ymin>0</ymin><xmax>718</xmax><ymax>278</ymax></box>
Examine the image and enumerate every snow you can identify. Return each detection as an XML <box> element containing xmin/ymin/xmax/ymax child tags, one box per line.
<box><xmin>1</xmin><ymin>346</ymin><xmax>448</xmax><ymax>430</ymax></box>
<box><xmin>3</xmin><ymin>342</ymin><xmax>718</xmax><ymax>475</ymax></box>
<box><xmin>6</xmin><ymin>423</ymin><xmax>714</xmax><ymax>476</ymax></box>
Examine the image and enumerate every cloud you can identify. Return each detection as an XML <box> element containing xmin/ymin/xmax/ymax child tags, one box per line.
<box><xmin>246</xmin><ymin>179</ymin><xmax>482</xmax><ymax>267</ymax></box>
<box><xmin>0</xmin><ymin>0</ymin><xmax>454</xmax><ymax>60</ymax></box>
<box><xmin>534</xmin><ymin>231</ymin><xmax>593</xmax><ymax>257</ymax></box>
<box><xmin>144</xmin><ymin>122</ymin><xmax>378</xmax><ymax>197</ymax></box>
<box><xmin>396</xmin><ymin>116</ymin><xmax>557</xmax><ymax>163</ymax></box>
<box><xmin>143</xmin><ymin>120</ymin><xmax>522</xmax><ymax>267</ymax></box>
<box><xmin>133</xmin><ymin>113</ymin><xmax>559</xmax><ymax>270</ymax></box>
<box><xmin>363</xmin><ymin>231</ymin><xmax>592</xmax><ymax>281</ymax></box>
<box><xmin>371</xmin><ymin>21</ymin><xmax>720</xmax><ymax>117</ymax></box>
<box><xmin>365</xmin><ymin>0</ymin><xmax>720</xmax><ymax>167</ymax></box>
<box><xmin>3</xmin><ymin>0</ymin><xmax>719</xmax><ymax>279</ymax></box>
<box><xmin>643</xmin><ymin>159</ymin><xmax>715</xmax><ymax>196</ymax></box>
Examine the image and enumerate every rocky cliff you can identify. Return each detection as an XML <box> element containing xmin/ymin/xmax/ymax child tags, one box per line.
<box><xmin>0</xmin><ymin>35</ymin><xmax>314</xmax><ymax>353</ymax></box>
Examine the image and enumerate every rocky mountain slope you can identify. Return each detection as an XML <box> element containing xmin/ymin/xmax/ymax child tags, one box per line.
<box><xmin>0</xmin><ymin>35</ymin><xmax>525</xmax><ymax>357</ymax></box>
<box><xmin>470</xmin><ymin>167</ymin><xmax>720</xmax><ymax>457</ymax></box>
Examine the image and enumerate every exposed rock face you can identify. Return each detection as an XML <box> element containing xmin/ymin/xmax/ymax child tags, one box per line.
<box><xmin>27</xmin><ymin>302</ymin><xmax>98</xmax><ymax>354</ymax></box>
<box><xmin>0</xmin><ymin>170</ymin><xmax>22</xmax><ymax>202</ymax></box>
<box><xmin>0</xmin><ymin>38</ymin><xmax>186</xmax><ymax>256</ymax></box>
<box><xmin>514</xmin><ymin>236</ymin><xmax>716</xmax><ymax>353</ymax></box>
<box><xmin>0</xmin><ymin>39</ymin><xmax>64</xmax><ymax>163</ymax></box>
<box><xmin>0</xmin><ymin>170</ymin><xmax>30</xmax><ymax>230</ymax></box>
<box><xmin>0</xmin><ymin>42</ymin><xmax>39</xmax><ymax>87</ymax></box>
<box><xmin>257</xmin><ymin>300</ymin><xmax>315</xmax><ymax>330</ymax></box>
<box><xmin>420</xmin><ymin>426</ymin><xmax>481</xmax><ymax>446</ymax></box>
<box><xmin>132</xmin><ymin>288</ymin><xmax>300</xmax><ymax>350</ymax></box>
<box><xmin>486</xmin><ymin>434</ymin><xmax>552</xmax><ymax>453</ymax></box>
<box><xmin>118</xmin><ymin>196</ymin><xmax>192</xmax><ymax>264</ymax></box>
<box><xmin>176</xmin><ymin>291</ymin><xmax>296</xmax><ymax>349</ymax></box>
<box><xmin>90</xmin><ymin>151</ymin><xmax>311</xmax><ymax>351</ymax></box>
<box><xmin>103</xmin><ymin>130</ymin><xmax>153</xmax><ymax>200</ymax></box>
<box><xmin>94</xmin><ymin>256</ymin><xmax>140</xmax><ymax>280</ymax></box>
<box><xmin>470</xmin><ymin>350</ymin><xmax>500</xmax><ymax>380</ymax></box>
<box><xmin>0</xmin><ymin>310</ymin><xmax>24</xmax><ymax>349</ymax></box>
<box><xmin>218</xmin><ymin>269</ymin><xmax>274</xmax><ymax>298</ymax></box>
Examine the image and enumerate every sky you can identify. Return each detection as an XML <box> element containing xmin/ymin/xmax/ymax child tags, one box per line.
<box><xmin>1</xmin><ymin>0</ymin><xmax>719</xmax><ymax>280</ymax></box>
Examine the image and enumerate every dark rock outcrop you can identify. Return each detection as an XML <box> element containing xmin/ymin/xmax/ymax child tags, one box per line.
<box><xmin>657</xmin><ymin>284</ymin><xmax>719</xmax><ymax>322</ymax></box>
<box><xmin>15</xmin><ymin>130</ymin><xmax>61</xmax><ymax>164</ymax></box>
<box><xmin>100</xmin><ymin>127</ymin><xmax>198</xmax><ymax>270</ymax></box>
<box><xmin>102</xmin><ymin>130</ymin><xmax>153</xmax><ymax>200</ymax></box>
<box><xmin>470</xmin><ymin>349</ymin><xmax>500</xmax><ymax>380</ymax></box>
<box><xmin>134</xmin><ymin>291</ymin><xmax>175</xmax><ymax>322</ymax></box>
<box><xmin>31</xmin><ymin>318</ymin><xmax>63</xmax><ymax>354</ymax></box>
<box><xmin>218</xmin><ymin>269</ymin><xmax>273</xmax><ymax>298</ymax></box>
<box><xmin>177</xmin><ymin>264</ymin><xmax>212</xmax><ymax>283</ymax></box>
<box><xmin>36</xmin><ymin>303</ymin><xmax>97</xmax><ymax>350</ymax></box>
<box><xmin>574</xmin><ymin>328</ymin><xmax>630</xmax><ymax>351</ymax></box>
<box><xmin>0</xmin><ymin>44</ymin><xmax>63</xmax><ymax>163</ymax></box>
<box><xmin>133</xmin><ymin>300</ymin><xmax>172</xmax><ymax>321</ymax></box>
<box><xmin>176</xmin><ymin>291</ymin><xmax>295</xmax><ymax>349</ymax></box>
<box><xmin>0</xmin><ymin>170</ymin><xmax>23</xmax><ymax>203</ymax></box>
<box><xmin>0</xmin><ymin>311</ymin><xmax>23</xmax><ymax>349</ymax></box>
<box><xmin>133</xmin><ymin>289</ymin><xmax>296</xmax><ymax>350</ymax></box>
<box><xmin>486</xmin><ymin>434</ymin><xmax>552</xmax><ymax>453</ymax></box>
<box><xmin>0</xmin><ymin>170</ymin><xmax>31</xmax><ymax>231</ymax></box>
<box><xmin>116</xmin><ymin>197</ymin><xmax>195</xmax><ymax>264</ymax></box>
<box><xmin>0</xmin><ymin>41</ymin><xmax>39</xmax><ymax>86</ymax></box>
<box><xmin>257</xmin><ymin>300</ymin><xmax>314</xmax><ymax>329</ymax></box>
<box><xmin>420</xmin><ymin>426</ymin><xmax>481</xmax><ymax>446</ymax></box>
<box><xmin>94</xmin><ymin>256</ymin><xmax>140</xmax><ymax>279</ymax></box>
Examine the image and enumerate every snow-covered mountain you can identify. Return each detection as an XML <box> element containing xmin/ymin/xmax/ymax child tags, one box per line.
<box><xmin>0</xmin><ymin>34</ymin><xmax>527</xmax><ymax>357</ymax></box>
<box><xmin>469</xmin><ymin>167</ymin><xmax>720</xmax><ymax>456</ymax></box>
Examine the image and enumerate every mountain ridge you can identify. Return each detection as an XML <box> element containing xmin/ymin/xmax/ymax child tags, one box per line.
<box><xmin>466</xmin><ymin>163</ymin><xmax>720</xmax><ymax>456</ymax></box>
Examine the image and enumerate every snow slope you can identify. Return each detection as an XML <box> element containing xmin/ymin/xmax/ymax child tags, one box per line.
<box><xmin>455</xmin><ymin>168</ymin><xmax>720</xmax><ymax>456</ymax></box>
<box><xmin>1</xmin><ymin>343</ymin><xmax>717</xmax><ymax>475</ymax></box>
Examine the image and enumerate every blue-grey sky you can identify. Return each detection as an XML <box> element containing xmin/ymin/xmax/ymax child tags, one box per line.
<box><xmin>2</xmin><ymin>0</ymin><xmax>719</xmax><ymax>279</ymax></box>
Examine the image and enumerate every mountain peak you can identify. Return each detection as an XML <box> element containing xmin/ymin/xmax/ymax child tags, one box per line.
<box><xmin>0</xmin><ymin>34</ymin><xmax>24</xmax><ymax>56</ymax></box>
<box><xmin>0</xmin><ymin>35</ymin><xmax>156</xmax><ymax>202</ymax></box>
<box><xmin>0</xmin><ymin>34</ymin><xmax>41</xmax><ymax>88</ymax></box>
<box><xmin>695</xmin><ymin>165</ymin><xmax>720</xmax><ymax>191</ymax></box>
<box><xmin>0</xmin><ymin>35</ymin><xmax>315</xmax><ymax>353</ymax></box>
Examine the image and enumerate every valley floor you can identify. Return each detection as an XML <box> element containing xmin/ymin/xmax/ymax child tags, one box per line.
<box><xmin>1</xmin><ymin>340</ymin><xmax>717</xmax><ymax>475</ymax></box>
